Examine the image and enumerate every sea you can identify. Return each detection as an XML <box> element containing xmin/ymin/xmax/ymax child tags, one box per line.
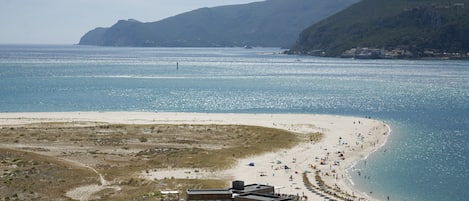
<box><xmin>0</xmin><ymin>45</ymin><xmax>467</xmax><ymax>201</ymax></box>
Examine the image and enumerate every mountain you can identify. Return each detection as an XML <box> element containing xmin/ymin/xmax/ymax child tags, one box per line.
<box><xmin>79</xmin><ymin>0</ymin><xmax>360</xmax><ymax>48</ymax></box>
<box><xmin>289</xmin><ymin>0</ymin><xmax>469</xmax><ymax>58</ymax></box>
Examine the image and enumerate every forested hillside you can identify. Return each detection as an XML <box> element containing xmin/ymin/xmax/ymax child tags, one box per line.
<box><xmin>79</xmin><ymin>0</ymin><xmax>359</xmax><ymax>48</ymax></box>
<box><xmin>289</xmin><ymin>0</ymin><xmax>469</xmax><ymax>58</ymax></box>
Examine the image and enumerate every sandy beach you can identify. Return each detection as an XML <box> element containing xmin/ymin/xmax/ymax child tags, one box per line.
<box><xmin>0</xmin><ymin>112</ymin><xmax>389</xmax><ymax>201</ymax></box>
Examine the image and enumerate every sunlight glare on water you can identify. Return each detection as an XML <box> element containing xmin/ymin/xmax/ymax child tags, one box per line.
<box><xmin>0</xmin><ymin>45</ymin><xmax>468</xmax><ymax>201</ymax></box>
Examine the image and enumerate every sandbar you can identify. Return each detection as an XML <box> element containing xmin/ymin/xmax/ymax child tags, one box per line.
<box><xmin>0</xmin><ymin>112</ymin><xmax>389</xmax><ymax>201</ymax></box>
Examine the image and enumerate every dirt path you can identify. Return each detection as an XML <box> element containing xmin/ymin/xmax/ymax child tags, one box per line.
<box><xmin>57</xmin><ymin>155</ymin><xmax>122</xmax><ymax>201</ymax></box>
<box><xmin>1</xmin><ymin>144</ymin><xmax>120</xmax><ymax>201</ymax></box>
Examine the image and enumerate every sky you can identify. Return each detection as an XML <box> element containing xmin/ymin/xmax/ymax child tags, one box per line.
<box><xmin>0</xmin><ymin>0</ymin><xmax>261</xmax><ymax>44</ymax></box>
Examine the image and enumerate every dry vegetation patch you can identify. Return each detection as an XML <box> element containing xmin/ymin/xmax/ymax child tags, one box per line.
<box><xmin>0</xmin><ymin>123</ymin><xmax>314</xmax><ymax>201</ymax></box>
<box><xmin>0</xmin><ymin>148</ymin><xmax>98</xmax><ymax>200</ymax></box>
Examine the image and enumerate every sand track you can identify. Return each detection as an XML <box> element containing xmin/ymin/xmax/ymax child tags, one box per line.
<box><xmin>63</xmin><ymin>158</ymin><xmax>121</xmax><ymax>201</ymax></box>
<box><xmin>1</xmin><ymin>144</ymin><xmax>120</xmax><ymax>201</ymax></box>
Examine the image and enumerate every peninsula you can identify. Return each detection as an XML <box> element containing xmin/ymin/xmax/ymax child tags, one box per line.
<box><xmin>0</xmin><ymin>112</ymin><xmax>389</xmax><ymax>201</ymax></box>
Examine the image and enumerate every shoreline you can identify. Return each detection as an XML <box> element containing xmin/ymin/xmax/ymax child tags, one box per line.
<box><xmin>0</xmin><ymin>112</ymin><xmax>390</xmax><ymax>201</ymax></box>
<box><xmin>344</xmin><ymin>123</ymin><xmax>392</xmax><ymax>200</ymax></box>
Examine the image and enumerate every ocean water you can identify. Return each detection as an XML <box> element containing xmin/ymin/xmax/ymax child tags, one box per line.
<box><xmin>0</xmin><ymin>45</ymin><xmax>468</xmax><ymax>201</ymax></box>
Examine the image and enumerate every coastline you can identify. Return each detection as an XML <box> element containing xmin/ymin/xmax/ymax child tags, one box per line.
<box><xmin>345</xmin><ymin>124</ymin><xmax>392</xmax><ymax>200</ymax></box>
<box><xmin>0</xmin><ymin>112</ymin><xmax>390</xmax><ymax>201</ymax></box>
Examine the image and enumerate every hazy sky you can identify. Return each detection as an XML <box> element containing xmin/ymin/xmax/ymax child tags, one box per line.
<box><xmin>0</xmin><ymin>0</ymin><xmax>261</xmax><ymax>44</ymax></box>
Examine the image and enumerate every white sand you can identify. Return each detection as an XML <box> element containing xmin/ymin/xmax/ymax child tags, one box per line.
<box><xmin>0</xmin><ymin>112</ymin><xmax>389</xmax><ymax>201</ymax></box>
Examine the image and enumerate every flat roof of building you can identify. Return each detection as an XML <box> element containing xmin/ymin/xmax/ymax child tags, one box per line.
<box><xmin>235</xmin><ymin>193</ymin><xmax>291</xmax><ymax>201</ymax></box>
<box><xmin>240</xmin><ymin>184</ymin><xmax>273</xmax><ymax>192</ymax></box>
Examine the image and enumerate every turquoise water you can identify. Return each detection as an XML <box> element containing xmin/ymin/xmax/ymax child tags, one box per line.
<box><xmin>0</xmin><ymin>45</ymin><xmax>468</xmax><ymax>201</ymax></box>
